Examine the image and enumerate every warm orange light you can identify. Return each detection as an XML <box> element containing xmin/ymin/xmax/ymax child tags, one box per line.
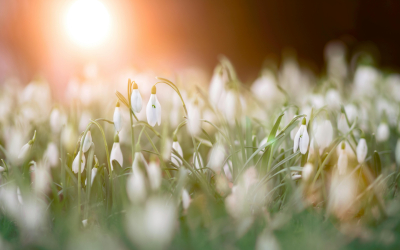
<box><xmin>65</xmin><ymin>0</ymin><xmax>111</xmax><ymax>47</ymax></box>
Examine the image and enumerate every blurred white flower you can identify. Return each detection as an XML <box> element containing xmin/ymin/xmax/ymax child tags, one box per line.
<box><xmin>171</xmin><ymin>140</ymin><xmax>183</xmax><ymax>166</ymax></box>
<box><xmin>32</xmin><ymin>163</ymin><xmax>51</xmax><ymax>195</ymax></box>
<box><xmin>344</xmin><ymin>104</ymin><xmax>358</xmax><ymax>123</ymax></box>
<box><xmin>293</xmin><ymin>118</ymin><xmax>309</xmax><ymax>154</ymax></box>
<box><xmin>72</xmin><ymin>152</ymin><xmax>86</xmax><ymax>174</ymax></box>
<box><xmin>386</xmin><ymin>74</ymin><xmax>400</xmax><ymax>102</ymax></box>
<box><xmin>337</xmin><ymin>113</ymin><xmax>349</xmax><ymax>134</ymax></box>
<box><xmin>325</xmin><ymin>89</ymin><xmax>341</xmax><ymax>110</ymax></box>
<box><xmin>61</xmin><ymin>123</ymin><xmax>77</xmax><ymax>152</ymax></box>
<box><xmin>337</xmin><ymin>143</ymin><xmax>348</xmax><ymax>175</ymax></box>
<box><xmin>44</xmin><ymin>142</ymin><xmax>59</xmax><ymax>167</ymax></box>
<box><xmin>314</xmin><ymin>119</ymin><xmax>333</xmax><ymax>153</ymax></box>
<box><xmin>82</xmin><ymin>131</ymin><xmax>92</xmax><ymax>153</ymax></box>
<box><xmin>256</xmin><ymin>232</ymin><xmax>281</xmax><ymax>250</ymax></box>
<box><xmin>209</xmin><ymin>143</ymin><xmax>225</xmax><ymax>172</ymax></box>
<box><xmin>127</xmin><ymin>152</ymin><xmax>147</xmax><ymax>203</ymax></box>
<box><xmin>126</xmin><ymin>197</ymin><xmax>177</xmax><ymax>250</ymax></box>
<box><xmin>251</xmin><ymin>70</ymin><xmax>284</xmax><ymax>106</ymax></box>
<box><xmin>356</xmin><ymin>138</ymin><xmax>368</xmax><ymax>164</ymax></box>
<box><xmin>329</xmin><ymin>171</ymin><xmax>358</xmax><ymax>220</ymax></box>
<box><xmin>110</xmin><ymin>141</ymin><xmax>123</xmax><ymax>170</ymax></box>
<box><xmin>223</xmin><ymin>90</ymin><xmax>238</xmax><ymax>123</ymax></box>
<box><xmin>85</xmin><ymin>168</ymin><xmax>98</xmax><ymax>186</ymax></box>
<box><xmin>147</xmin><ymin>160</ymin><xmax>162</xmax><ymax>190</ymax></box>
<box><xmin>182</xmin><ymin>189</ymin><xmax>191</xmax><ymax>210</ymax></box>
<box><xmin>146</xmin><ymin>86</ymin><xmax>161</xmax><ymax>127</ymax></box>
<box><xmin>376</xmin><ymin>122</ymin><xmax>389</xmax><ymax>142</ymax></box>
<box><xmin>131</xmin><ymin>82</ymin><xmax>143</xmax><ymax>113</ymax></box>
<box><xmin>18</xmin><ymin>141</ymin><xmax>32</xmax><ymax>159</ymax></box>
<box><xmin>82</xmin><ymin>219</ymin><xmax>88</xmax><ymax>227</ymax></box>
<box><xmin>209</xmin><ymin>67</ymin><xmax>225</xmax><ymax>106</ymax></box>
<box><xmin>79</xmin><ymin>111</ymin><xmax>92</xmax><ymax>132</ymax></box>
<box><xmin>353</xmin><ymin>66</ymin><xmax>380</xmax><ymax>98</ymax></box>
<box><xmin>187</xmin><ymin>99</ymin><xmax>202</xmax><ymax>136</ymax></box>
<box><xmin>193</xmin><ymin>152</ymin><xmax>204</xmax><ymax>170</ymax></box>
<box><xmin>113</xmin><ymin>102</ymin><xmax>122</xmax><ymax>132</ymax></box>
<box><xmin>302</xmin><ymin>162</ymin><xmax>314</xmax><ymax>182</ymax></box>
<box><xmin>223</xmin><ymin>161</ymin><xmax>233</xmax><ymax>182</ymax></box>
<box><xmin>49</xmin><ymin>108</ymin><xmax>66</xmax><ymax>134</ymax></box>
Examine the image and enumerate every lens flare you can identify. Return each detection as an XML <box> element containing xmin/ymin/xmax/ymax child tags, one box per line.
<box><xmin>65</xmin><ymin>0</ymin><xmax>110</xmax><ymax>47</ymax></box>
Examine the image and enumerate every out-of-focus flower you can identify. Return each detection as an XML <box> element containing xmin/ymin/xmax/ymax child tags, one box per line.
<box><xmin>325</xmin><ymin>89</ymin><xmax>341</xmax><ymax>110</ymax></box>
<box><xmin>61</xmin><ymin>123</ymin><xmax>77</xmax><ymax>152</ymax></box>
<box><xmin>256</xmin><ymin>232</ymin><xmax>281</xmax><ymax>250</ymax></box>
<box><xmin>182</xmin><ymin>189</ymin><xmax>191</xmax><ymax>210</ymax></box>
<box><xmin>171</xmin><ymin>140</ymin><xmax>183</xmax><ymax>166</ymax></box>
<box><xmin>314</xmin><ymin>119</ymin><xmax>333</xmax><ymax>153</ymax></box>
<box><xmin>329</xmin><ymin>171</ymin><xmax>358</xmax><ymax>220</ymax></box>
<box><xmin>72</xmin><ymin>152</ymin><xmax>86</xmax><ymax>174</ymax></box>
<box><xmin>209</xmin><ymin>66</ymin><xmax>225</xmax><ymax>106</ymax></box>
<box><xmin>293</xmin><ymin>118</ymin><xmax>309</xmax><ymax>154</ymax></box>
<box><xmin>85</xmin><ymin>168</ymin><xmax>98</xmax><ymax>186</ymax></box>
<box><xmin>79</xmin><ymin>111</ymin><xmax>92</xmax><ymax>132</ymax></box>
<box><xmin>187</xmin><ymin>98</ymin><xmax>202</xmax><ymax>136</ymax></box>
<box><xmin>386</xmin><ymin>74</ymin><xmax>400</xmax><ymax>102</ymax></box>
<box><xmin>376</xmin><ymin>122</ymin><xmax>389</xmax><ymax>142</ymax></box>
<box><xmin>126</xmin><ymin>197</ymin><xmax>177</xmax><ymax>250</ymax></box>
<box><xmin>209</xmin><ymin>143</ymin><xmax>225</xmax><ymax>172</ymax></box>
<box><xmin>110</xmin><ymin>133</ymin><xmax>123</xmax><ymax>170</ymax></box>
<box><xmin>146</xmin><ymin>86</ymin><xmax>161</xmax><ymax>127</ymax></box>
<box><xmin>49</xmin><ymin>108</ymin><xmax>66</xmax><ymax>134</ymax></box>
<box><xmin>127</xmin><ymin>152</ymin><xmax>147</xmax><ymax>203</ymax></box>
<box><xmin>302</xmin><ymin>162</ymin><xmax>314</xmax><ymax>182</ymax></box>
<box><xmin>131</xmin><ymin>81</ymin><xmax>143</xmax><ymax>113</ymax></box>
<box><xmin>337</xmin><ymin>142</ymin><xmax>348</xmax><ymax>175</ymax></box>
<box><xmin>223</xmin><ymin>161</ymin><xmax>233</xmax><ymax>182</ymax></box>
<box><xmin>113</xmin><ymin>101</ymin><xmax>122</xmax><ymax>132</ymax></box>
<box><xmin>43</xmin><ymin>142</ymin><xmax>59</xmax><ymax>167</ymax></box>
<box><xmin>32</xmin><ymin>162</ymin><xmax>51</xmax><ymax>195</ymax></box>
<box><xmin>193</xmin><ymin>152</ymin><xmax>204</xmax><ymax>169</ymax></box>
<box><xmin>353</xmin><ymin>66</ymin><xmax>380</xmax><ymax>98</ymax></box>
<box><xmin>356</xmin><ymin>137</ymin><xmax>368</xmax><ymax>164</ymax></box>
<box><xmin>147</xmin><ymin>159</ymin><xmax>161</xmax><ymax>190</ymax></box>
<box><xmin>223</xmin><ymin>89</ymin><xmax>238</xmax><ymax>122</ymax></box>
<box><xmin>337</xmin><ymin>113</ymin><xmax>349</xmax><ymax>134</ymax></box>
<box><xmin>18</xmin><ymin>131</ymin><xmax>36</xmax><ymax>159</ymax></box>
<box><xmin>251</xmin><ymin>70</ymin><xmax>284</xmax><ymax>107</ymax></box>
<box><xmin>82</xmin><ymin>131</ymin><xmax>92</xmax><ymax>153</ymax></box>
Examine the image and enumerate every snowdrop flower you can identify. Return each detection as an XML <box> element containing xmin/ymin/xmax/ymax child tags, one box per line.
<box><xmin>18</xmin><ymin>131</ymin><xmax>36</xmax><ymax>159</ymax></box>
<box><xmin>329</xmin><ymin>172</ymin><xmax>358</xmax><ymax>220</ymax></box>
<box><xmin>131</xmin><ymin>81</ymin><xmax>143</xmax><ymax>113</ymax></box>
<box><xmin>187</xmin><ymin>99</ymin><xmax>202</xmax><ymax>136</ymax></box>
<box><xmin>302</xmin><ymin>162</ymin><xmax>314</xmax><ymax>182</ymax></box>
<box><xmin>291</xmin><ymin>172</ymin><xmax>302</xmax><ymax>180</ymax></box>
<box><xmin>182</xmin><ymin>189</ymin><xmax>191</xmax><ymax>210</ymax></box>
<box><xmin>223</xmin><ymin>89</ymin><xmax>238</xmax><ymax>122</ymax></box>
<box><xmin>337</xmin><ymin>142</ymin><xmax>348</xmax><ymax>175</ymax></box>
<box><xmin>209</xmin><ymin>66</ymin><xmax>225</xmax><ymax>106</ymax></box>
<box><xmin>325</xmin><ymin>89</ymin><xmax>341</xmax><ymax>110</ymax></box>
<box><xmin>193</xmin><ymin>152</ymin><xmax>204</xmax><ymax>170</ymax></box>
<box><xmin>85</xmin><ymin>168</ymin><xmax>98</xmax><ymax>186</ymax></box>
<box><xmin>353</xmin><ymin>66</ymin><xmax>379</xmax><ymax>98</ymax></box>
<box><xmin>147</xmin><ymin>159</ymin><xmax>162</xmax><ymax>190</ymax></box>
<box><xmin>337</xmin><ymin>113</ymin><xmax>349</xmax><ymax>134</ymax></box>
<box><xmin>49</xmin><ymin>108</ymin><xmax>66</xmax><ymax>134</ymax></box>
<box><xmin>72</xmin><ymin>152</ymin><xmax>86</xmax><ymax>174</ymax></box>
<box><xmin>315</xmin><ymin>119</ymin><xmax>333</xmax><ymax>153</ymax></box>
<box><xmin>251</xmin><ymin>70</ymin><xmax>284</xmax><ymax>106</ymax></box>
<box><xmin>356</xmin><ymin>137</ymin><xmax>368</xmax><ymax>164</ymax></box>
<box><xmin>223</xmin><ymin>162</ymin><xmax>233</xmax><ymax>182</ymax></box>
<box><xmin>32</xmin><ymin>164</ymin><xmax>51</xmax><ymax>195</ymax></box>
<box><xmin>146</xmin><ymin>85</ymin><xmax>161</xmax><ymax>127</ymax></box>
<box><xmin>256</xmin><ymin>232</ymin><xmax>281</xmax><ymax>250</ymax></box>
<box><xmin>113</xmin><ymin>101</ymin><xmax>122</xmax><ymax>132</ymax></box>
<box><xmin>293</xmin><ymin>118</ymin><xmax>309</xmax><ymax>154</ymax></box>
<box><xmin>127</xmin><ymin>151</ymin><xmax>147</xmax><ymax>203</ymax></box>
<box><xmin>0</xmin><ymin>166</ymin><xmax>5</xmax><ymax>173</ymax></box>
<box><xmin>171</xmin><ymin>139</ymin><xmax>183</xmax><ymax>166</ymax></box>
<box><xmin>43</xmin><ymin>142</ymin><xmax>59</xmax><ymax>167</ymax></box>
<box><xmin>82</xmin><ymin>219</ymin><xmax>88</xmax><ymax>227</ymax></box>
<box><xmin>209</xmin><ymin>143</ymin><xmax>225</xmax><ymax>172</ymax></box>
<box><xmin>376</xmin><ymin>122</ymin><xmax>390</xmax><ymax>142</ymax></box>
<box><xmin>110</xmin><ymin>133</ymin><xmax>123</xmax><ymax>170</ymax></box>
<box><xmin>82</xmin><ymin>131</ymin><xmax>92</xmax><ymax>153</ymax></box>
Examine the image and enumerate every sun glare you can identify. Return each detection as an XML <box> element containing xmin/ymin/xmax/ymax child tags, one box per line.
<box><xmin>65</xmin><ymin>0</ymin><xmax>111</xmax><ymax>47</ymax></box>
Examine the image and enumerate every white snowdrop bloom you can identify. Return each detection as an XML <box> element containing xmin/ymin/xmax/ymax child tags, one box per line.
<box><xmin>131</xmin><ymin>81</ymin><xmax>143</xmax><ymax>113</ymax></box>
<box><xmin>61</xmin><ymin>124</ymin><xmax>77</xmax><ymax>152</ymax></box>
<box><xmin>85</xmin><ymin>168</ymin><xmax>98</xmax><ymax>186</ymax></box>
<box><xmin>113</xmin><ymin>101</ymin><xmax>122</xmax><ymax>132</ymax></box>
<box><xmin>146</xmin><ymin>86</ymin><xmax>161</xmax><ymax>127</ymax></box>
<box><xmin>353</xmin><ymin>65</ymin><xmax>379</xmax><ymax>98</ymax></box>
<box><xmin>224</xmin><ymin>90</ymin><xmax>238</xmax><ymax>122</ymax></box>
<box><xmin>209</xmin><ymin>67</ymin><xmax>225</xmax><ymax>106</ymax></box>
<box><xmin>387</xmin><ymin>74</ymin><xmax>400</xmax><ymax>102</ymax></box>
<box><xmin>72</xmin><ymin>152</ymin><xmax>86</xmax><ymax>174</ymax></box>
<box><xmin>337</xmin><ymin>113</ymin><xmax>349</xmax><ymax>134</ymax></box>
<box><xmin>79</xmin><ymin>111</ymin><xmax>91</xmax><ymax>132</ymax></box>
<box><xmin>293</xmin><ymin>118</ymin><xmax>310</xmax><ymax>154</ymax></box>
<box><xmin>0</xmin><ymin>166</ymin><xmax>5</xmax><ymax>172</ymax></box>
<box><xmin>32</xmin><ymin>164</ymin><xmax>51</xmax><ymax>195</ymax></box>
<box><xmin>182</xmin><ymin>189</ymin><xmax>191</xmax><ymax>210</ymax></box>
<box><xmin>18</xmin><ymin>142</ymin><xmax>32</xmax><ymax>159</ymax></box>
<box><xmin>223</xmin><ymin>161</ymin><xmax>233</xmax><ymax>182</ymax></box>
<box><xmin>49</xmin><ymin>108</ymin><xmax>66</xmax><ymax>134</ymax></box>
<box><xmin>302</xmin><ymin>162</ymin><xmax>314</xmax><ymax>182</ymax></box>
<box><xmin>256</xmin><ymin>232</ymin><xmax>281</xmax><ymax>250</ymax></box>
<box><xmin>127</xmin><ymin>152</ymin><xmax>147</xmax><ymax>203</ymax></box>
<box><xmin>344</xmin><ymin>104</ymin><xmax>358</xmax><ymax>123</ymax></box>
<box><xmin>315</xmin><ymin>119</ymin><xmax>333</xmax><ymax>152</ymax></box>
<box><xmin>376</xmin><ymin>98</ymin><xmax>398</xmax><ymax>126</ymax></box>
<box><xmin>251</xmin><ymin>71</ymin><xmax>284</xmax><ymax>105</ymax></box>
<box><xmin>82</xmin><ymin>219</ymin><xmax>88</xmax><ymax>227</ymax></box>
<box><xmin>126</xmin><ymin>197</ymin><xmax>177</xmax><ymax>250</ymax></box>
<box><xmin>209</xmin><ymin>143</ymin><xmax>225</xmax><ymax>172</ymax></box>
<box><xmin>376</xmin><ymin>122</ymin><xmax>390</xmax><ymax>142</ymax></box>
<box><xmin>310</xmin><ymin>94</ymin><xmax>325</xmax><ymax>109</ymax></box>
<box><xmin>242</xmin><ymin>166</ymin><xmax>258</xmax><ymax>191</ymax></box>
<box><xmin>171</xmin><ymin>140</ymin><xmax>183</xmax><ymax>166</ymax></box>
<box><xmin>337</xmin><ymin>142</ymin><xmax>348</xmax><ymax>175</ymax></box>
<box><xmin>82</xmin><ymin>131</ymin><xmax>92</xmax><ymax>153</ymax></box>
<box><xmin>193</xmin><ymin>152</ymin><xmax>204</xmax><ymax>170</ymax></box>
<box><xmin>187</xmin><ymin>99</ymin><xmax>202</xmax><ymax>136</ymax></box>
<box><xmin>396</xmin><ymin>139</ymin><xmax>400</xmax><ymax>166</ymax></box>
<box><xmin>291</xmin><ymin>172</ymin><xmax>302</xmax><ymax>180</ymax></box>
<box><xmin>325</xmin><ymin>89</ymin><xmax>341</xmax><ymax>110</ymax></box>
<box><xmin>43</xmin><ymin>142</ymin><xmax>59</xmax><ymax>167</ymax></box>
<box><xmin>110</xmin><ymin>141</ymin><xmax>123</xmax><ymax>170</ymax></box>
<box><xmin>356</xmin><ymin>138</ymin><xmax>368</xmax><ymax>164</ymax></box>
<box><xmin>147</xmin><ymin>160</ymin><xmax>162</xmax><ymax>190</ymax></box>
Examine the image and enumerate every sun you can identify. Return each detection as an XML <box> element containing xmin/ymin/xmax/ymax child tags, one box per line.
<box><xmin>65</xmin><ymin>0</ymin><xmax>111</xmax><ymax>47</ymax></box>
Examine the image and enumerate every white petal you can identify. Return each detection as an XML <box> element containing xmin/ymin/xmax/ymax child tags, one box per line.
<box><xmin>182</xmin><ymin>189</ymin><xmax>191</xmax><ymax>210</ymax></box>
<box><xmin>171</xmin><ymin>141</ymin><xmax>183</xmax><ymax>166</ymax></box>
<box><xmin>72</xmin><ymin>152</ymin><xmax>86</xmax><ymax>174</ymax></box>
<box><xmin>156</xmin><ymin>96</ymin><xmax>161</xmax><ymax>126</ymax></box>
<box><xmin>147</xmin><ymin>162</ymin><xmax>161</xmax><ymax>190</ymax></box>
<box><xmin>131</xmin><ymin>89</ymin><xmax>143</xmax><ymax>113</ymax></box>
<box><xmin>82</xmin><ymin>131</ymin><xmax>92</xmax><ymax>153</ymax></box>
<box><xmin>146</xmin><ymin>95</ymin><xmax>157</xmax><ymax>127</ymax></box>
<box><xmin>293</xmin><ymin>127</ymin><xmax>301</xmax><ymax>153</ymax></box>
<box><xmin>337</xmin><ymin>151</ymin><xmax>348</xmax><ymax>175</ymax></box>
<box><xmin>356</xmin><ymin>138</ymin><xmax>368</xmax><ymax>164</ymax></box>
<box><xmin>110</xmin><ymin>142</ymin><xmax>123</xmax><ymax>170</ymax></box>
<box><xmin>18</xmin><ymin>143</ymin><xmax>31</xmax><ymax>159</ymax></box>
<box><xmin>113</xmin><ymin>107</ymin><xmax>122</xmax><ymax>131</ymax></box>
<box><xmin>300</xmin><ymin>127</ymin><xmax>309</xmax><ymax>154</ymax></box>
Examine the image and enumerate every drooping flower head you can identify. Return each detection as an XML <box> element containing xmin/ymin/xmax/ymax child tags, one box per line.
<box><xmin>337</xmin><ymin>142</ymin><xmax>348</xmax><ymax>175</ymax></box>
<box><xmin>110</xmin><ymin>133</ymin><xmax>123</xmax><ymax>170</ymax></box>
<box><xmin>356</xmin><ymin>134</ymin><xmax>368</xmax><ymax>164</ymax></box>
<box><xmin>293</xmin><ymin>118</ymin><xmax>310</xmax><ymax>154</ymax></box>
<box><xmin>146</xmin><ymin>85</ymin><xmax>161</xmax><ymax>127</ymax></box>
<box><xmin>131</xmin><ymin>81</ymin><xmax>143</xmax><ymax>113</ymax></box>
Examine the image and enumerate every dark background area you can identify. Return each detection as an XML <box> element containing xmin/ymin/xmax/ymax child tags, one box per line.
<box><xmin>1</xmin><ymin>0</ymin><xmax>400</xmax><ymax>85</ymax></box>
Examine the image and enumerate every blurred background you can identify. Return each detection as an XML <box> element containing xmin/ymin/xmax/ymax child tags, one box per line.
<box><xmin>1</xmin><ymin>0</ymin><xmax>399</xmax><ymax>98</ymax></box>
